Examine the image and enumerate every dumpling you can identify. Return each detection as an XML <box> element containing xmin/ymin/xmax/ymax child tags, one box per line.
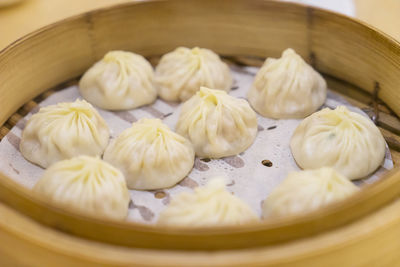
<box><xmin>158</xmin><ymin>178</ymin><xmax>259</xmax><ymax>226</ymax></box>
<box><xmin>247</xmin><ymin>48</ymin><xmax>327</xmax><ymax>119</ymax></box>
<box><xmin>33</xmin><ymin>156</ymin><xmax>130</xmax><ymax>220</ymax></box>
<box><xmin>290</xmin><ymin>106</ymin><xmax>386</xmax><ymax>179</ymax></box>
<box><xmin>79</xmin><ymin>50</ymin><xmax>156</xmax><ymax>110</ymax></box>
<box><xmin>103</xmin><ymin>118</ymin><xmax>194</xmax><ymax>190</ymax></box>
<box><xmin>155</xmin><ymin>47</ymin><xmax>233</xmax><ymax>102</ymax></box>
<box><xmin>176</xmin><ymin>87</ymin><xmax>257</xmax><ymax>158</ymax></box>
<box><xmin>20</xmin><ymin>99</ymin><xmax>109</xmax><ymax>168</ymax></box>
<box><xmin>262</xmin><ymin>168</ymin><xmax>359</xmax><ymax>217</ymax></box>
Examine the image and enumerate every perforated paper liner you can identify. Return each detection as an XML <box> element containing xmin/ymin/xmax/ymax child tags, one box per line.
<box><xmin>0</xmin><ymin>65</ymin><xmax>392</xmax><ymax>223</ymax></box>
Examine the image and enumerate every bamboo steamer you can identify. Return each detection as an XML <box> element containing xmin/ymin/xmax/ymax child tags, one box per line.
<box><xmin>1</xmin><ymin>0</ymin><xmax>400</xmax><ymax>265</ymax></box>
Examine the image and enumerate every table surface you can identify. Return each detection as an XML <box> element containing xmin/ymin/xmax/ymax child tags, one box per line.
<box><xmin>0</xmin><ymin>0</ymin><xmax>399</xmax><ymax>51</ymax></box>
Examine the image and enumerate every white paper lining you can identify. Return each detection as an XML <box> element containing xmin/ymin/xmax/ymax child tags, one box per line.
<box><xmin>0</xmin><ymin>65</ymin><xmax>392</xmax><ymax>223</ymax></box>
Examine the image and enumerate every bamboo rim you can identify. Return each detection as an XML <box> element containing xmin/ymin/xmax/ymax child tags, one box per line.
<box><xmin>0</xmin><ymin>0</ymin><xmax>400</xmax><ymax>250</ymax></box>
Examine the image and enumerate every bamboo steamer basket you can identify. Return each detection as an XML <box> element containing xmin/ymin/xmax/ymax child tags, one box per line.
<box><xmin>1</xmin><ymin>0</ymin><xmax>400</xmax><ymax>265</ymax></box>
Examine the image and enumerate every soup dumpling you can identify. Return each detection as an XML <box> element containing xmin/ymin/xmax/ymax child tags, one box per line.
<box><xmin>290</xmin><ymin>106</ymin><xmax>386</xmax><ymax>179</ymax></box>
<box><xmin>158</xmin><ymin>178</ymin><xmax>259</xmax><ymax>226</ymax></box>
<box><xmin>104</xmin><ymin>118</ymin><xmax>195</xmax><ymax>190</ymax></box>
<box><xmin>33</xmin><ymin>156</ymin><xmax>130</xmax><ymax>220</ymax></box>
<box><xmin>79</xmin><ymin>50</ymin><xmax>156</xmax><ymax>110</ymax></box>
<box><xmin>20</xmin><ymin>99</ymin><xmax>110</xmax><ymax>168</ymax></box>
<box><xmin>248</xmin><ymin>48</ymin><xmax>327</xmax><ymax>119</ymax></box>
<box><xmin>262</xmin><ymin>168</ymin><xmax>359</xmax><ymax>217</ymax></box>
<box><xmin>155</xmin><ymin>47</ymin><xmax>233</xmax><ymax>102</ymax></box>
<box><xmin>176</xmin><ymin>87</ymin><xmax>257</xmax><ymax>158</ymax></box>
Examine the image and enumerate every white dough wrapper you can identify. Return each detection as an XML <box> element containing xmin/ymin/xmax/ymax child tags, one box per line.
<box><xmin>262</xmin><ymin>168</ymin><xmax>359</xmax><ymax>217</ymax></box>
<box><xmin>155</xmin><ymin>47</ymin><xmax>233</xmax><ymax>102</ymax></box>
<box><xmin>104</xmin><ymin>118</ymin><xmax>195</xmax><ymax>190</ymax></box>
<box><xmin>79</xmin><ymin>50</ymin><xmax>156</xmax><ymax>110</ymax></box>
<box><xmin>290</xmin><ymin>106</ymin><xmax>386</xmax><ymax>179</ymax></box>
<box><xmin>158</xmin><ymin>178</ymin><xmax>259</xmax><ymax>226</ymax></box>
<box><xmin>33</xmin><ymin>156</ymin><xmax>130</xmax><ymax>220</ymax></box>
<box><xmin>248</xmin><ymin>48</ymin><xmax>327</xmax><ymax>119</ymax></box>
<box><xmin>176</xmin><ymin>87</ymin><xmax>258</xmax><ymax>158</ymax></box>
<box><xmin>20</xmin><ymin>99</ymin><xmax>110</xmax><ymax>168</ymax></box>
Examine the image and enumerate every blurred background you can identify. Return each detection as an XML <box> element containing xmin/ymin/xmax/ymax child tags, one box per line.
<box><xmin>0</xmin><ymin>0</ymin><xmax>399</xmax><ymax>50</ymax></box>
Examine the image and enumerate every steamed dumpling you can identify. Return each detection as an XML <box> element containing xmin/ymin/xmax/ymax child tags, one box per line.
<box><xmin>158</xmin><ymin>178</ymin><xmax>258</xmax><ymax>226</ymax></box>
<box><xmin>20</xmin><ymin>99</ymin><xmax>109</xmax><ymax>168</ymax></box>
<box><xmin>79</xmin><ymin>50</ymin><xmax>156</xmax><ymax>110</ymax></box>
<box><xmin>290</xmin><ymin>106</ymin><xmax>386</xmax><ymax>179</ymax></box>
<box><xmin>155</xmin><ymin>47</ymin><xmax>233</xmax><ymax>102</ymax></box>
<box><xmin>262</xmin><ymin>168</ymin><xmax>358</xmax><ymax>217</ymax></box>
<box><xmin>176</xmin><ymin>87</ymin><xmax>257</xmax><ymax>158</ymax></box>
<box><xmin>33</xmin><ymin>156</ymin><xmax>130</xmax><ymax>220</ymax></box>
<box><xmin>104</xmin><ymin>118</ymin><xmax>194</xmax><ymax>190</ymax></box>
<box><xmin>248</xmin><ymin>48</ymin><xmax>327</xmax><ymax>119</ymax></box>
